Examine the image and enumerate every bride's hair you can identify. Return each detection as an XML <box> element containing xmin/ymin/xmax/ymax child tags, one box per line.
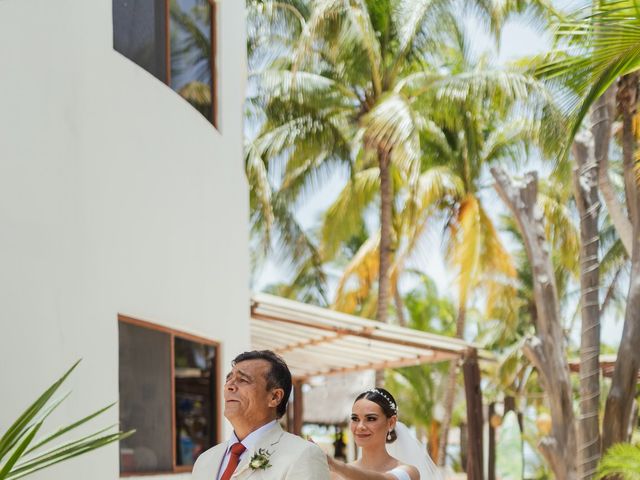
<box><xmin>354</xmin><ymin>388</ymin><xmax>398</xmax><ymax>443</ymax></box>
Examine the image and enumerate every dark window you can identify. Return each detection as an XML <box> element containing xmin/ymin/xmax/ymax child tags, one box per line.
<box><xmin>174</xmin><ymin>336</ymin><xmax>217</xmax><ymax>466</ymax></box>
<box><xmin>113</xmin><ymin>0</ymin><xmax>167</xmax><ymax>83</ymax></box>
<box><xmin>113</xmin><ymin>0</ymin><xmax>217</xmax><ymax>126</ymax></box>
<box><xmin>119</xmin><ymin>316</ymin><xmax>218</xmax><ymax>475</ymax></box>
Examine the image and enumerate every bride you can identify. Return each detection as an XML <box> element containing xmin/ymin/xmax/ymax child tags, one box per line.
<box><xmin>326</xmin><ymin>388</ymin><xmax>440</xmax><ymax>480</ymax></box>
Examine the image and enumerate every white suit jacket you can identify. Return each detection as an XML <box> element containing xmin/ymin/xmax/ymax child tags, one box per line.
<box><xmin>191</xmin><ymin>422</ymin><xmax>330</xmax><ymax>480</ymax></box>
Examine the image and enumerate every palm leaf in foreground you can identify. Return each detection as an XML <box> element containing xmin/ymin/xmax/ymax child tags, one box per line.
<box><xmin>595</xmin><ymin>442</ymin><xmax>640</xmax><ymax>480</ymax></box>
<box><xmin>0</xmin><ymin>361</ymin><xmax>133</xmax><ymax>480</ymax></box>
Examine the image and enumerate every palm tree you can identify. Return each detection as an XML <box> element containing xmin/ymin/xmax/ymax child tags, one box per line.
<box><xmin>248</xmin><ymin>0</ymin><xmax>556</xmax><ymax>327</ymax></box>
<box><xmin>323</xmin><ymin>48</ymin><xmax>563</xmax><ymax>468</ymax></box>
<box><xmin>537</xmin><ymin>0</ymin><xmax>640</xmax><ymax>452</ymax></box>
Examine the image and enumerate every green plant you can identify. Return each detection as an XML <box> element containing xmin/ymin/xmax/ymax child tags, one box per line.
<box><xmin>595</xmin><ymin>442</ymin><xmax>640</xmax><ymax>480</ymax></box>
<box><xmin>0</xmin><ymin>360</ymin><xmax>133</xmax><ymax>480</ymax></box>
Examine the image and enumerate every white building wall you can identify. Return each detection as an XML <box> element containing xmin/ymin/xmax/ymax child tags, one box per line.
<box><xmin>0</xmin><ymin>0</ymin><xmax>248</xmax><ymax>478</ymax></box>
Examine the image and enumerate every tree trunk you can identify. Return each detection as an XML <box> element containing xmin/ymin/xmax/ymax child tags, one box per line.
<box><xmin>602</xmin><ymin>72</ymin><xmax>640</xmax><ymax>451</ymax></box>
<box><xmin>572</xmin><ymin>134</ymin><xmax>601</xmax><ymax>480</ymax></box>
<box><xmin>394</xmin><ymin>285</ymin><xmax>407</xmax><ymax>326</ymax></box>
<box><xmin>488</xmin><ymin>403</ymin><xmax>496</xmax><ymax>480</ymax></box>
<box><xmin>377</xmin><ymin>148</ymin><xmax>393</xmax><ymax>324</ymax></box>
<box><xmin>491</xmin><ymin>167</ymin><xmax>577</xmax><ymax>480</ymax></box>
<box><xmin>437</xmin><ymin>305</ymin><xmax>466</xmax><ymax>466</ymax></box>
<box><xmin>463</xmin><ymin>350</ymin><xmax>484</xmax><ymax>480</ymax></box>
<box><xmin>592</xmin><ymin>85</ymin><xmax>632</xmax><ymax>255</ymax></box>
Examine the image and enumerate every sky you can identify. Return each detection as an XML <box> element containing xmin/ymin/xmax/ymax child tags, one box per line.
<box><xmin>250</xmin><ymin>9</ymin><xmax>625</xmax><ymax>347</ymax></box>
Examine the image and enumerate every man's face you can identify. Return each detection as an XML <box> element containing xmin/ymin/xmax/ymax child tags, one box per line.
<box><xmin>223</xmin><ymin>359</ymin><xmax>281</xmax><ymax>429</ymax></box>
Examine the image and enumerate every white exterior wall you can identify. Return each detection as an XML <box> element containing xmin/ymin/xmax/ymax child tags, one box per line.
<box><xmin>0</xmin><ymin>0</ymin><xmax>248</xmax><ymax>479</ymax></box>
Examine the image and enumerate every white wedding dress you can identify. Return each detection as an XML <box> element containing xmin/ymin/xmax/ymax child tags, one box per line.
<box><xmin>387</xmin><ymin>467</ymin><xmax>412</xmax><ymax>480</ymax></box>
<box><xmin>386</xmin><ymin>423</ymin><xmax>443</xmax><ymax>480</ymax></box>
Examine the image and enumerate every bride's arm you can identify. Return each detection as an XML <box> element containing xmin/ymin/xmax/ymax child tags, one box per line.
<box><xmin>327</xmin><ymin>457</ymin><xmax>418</xmax><ymax>480</ymax></box>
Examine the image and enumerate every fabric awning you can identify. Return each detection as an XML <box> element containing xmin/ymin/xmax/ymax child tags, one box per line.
<box><xmin>250</xmin><ymin>293</ymin><xmax>491</xmax><ymax>381</ymax></box>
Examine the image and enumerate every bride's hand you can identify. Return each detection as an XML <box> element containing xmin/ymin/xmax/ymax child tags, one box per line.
<box><xmin>326</xmin><ymin>454</ymin><xmax>341</xmax><ymax>472</ymax></box>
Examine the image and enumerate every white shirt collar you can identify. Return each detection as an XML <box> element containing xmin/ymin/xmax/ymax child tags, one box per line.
<box><xmin>229</xmin><ymin>419</ymin><xmax>278</xmax><ymax>453</ymax></box>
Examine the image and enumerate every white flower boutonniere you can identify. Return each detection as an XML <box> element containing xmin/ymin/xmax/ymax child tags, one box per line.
<box><xmin>249</xmin><ymin>448</ymin><xmax>272</xmax><ymax>470</ymax></box>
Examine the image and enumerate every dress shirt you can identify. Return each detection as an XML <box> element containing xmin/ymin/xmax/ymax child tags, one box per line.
<box><xmin>216</xmin><ymin>420</ymin><xmax>278</xmax><ymax>480</ymax></box>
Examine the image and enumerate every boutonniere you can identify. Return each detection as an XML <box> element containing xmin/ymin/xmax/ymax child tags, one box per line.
<box><xmin>249</xmin><ymin>448</ymin><xmax>272</xmax><ymax>470</ymax></box>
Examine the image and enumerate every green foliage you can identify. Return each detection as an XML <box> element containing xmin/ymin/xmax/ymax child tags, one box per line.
<box><xmin>0</xmin><ymin>361</ymin><xmax>133</xmax><ymax>480</ymax></box>
<box><xmin>386</xmin><ymin>275</ymin><xmax>453</xmax><ymax>430</ymax></box>
<box><xmin>246</xmin><ymin>0</ymin><xmax>560</xmax><ymax>311</ymax></box>
<box><xmin>537</xmin><ymin>0</ymin><xmax>640</xmax><ymax>150</ymax></box>
<box><xmin>596</xmin><ymin>442</ymin><xmax>640</xmax><ymax>480</ymax></box>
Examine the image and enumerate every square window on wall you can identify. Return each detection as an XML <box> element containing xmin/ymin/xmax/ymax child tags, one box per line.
<box><xmin>118</xmin><ymin>316</ymin><xmax>219</xmax><ymax>475</ymax></box>
<box><xmin>113</xmin><ymin>0</ymin><xmax>218</xmax><ymax>126</ymax></box>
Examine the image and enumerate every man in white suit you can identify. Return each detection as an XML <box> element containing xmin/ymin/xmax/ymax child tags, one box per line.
<box><xmin>192</xmin><ymin>350</ymin><xmax>330</xmax><ymax>480</ymax></box>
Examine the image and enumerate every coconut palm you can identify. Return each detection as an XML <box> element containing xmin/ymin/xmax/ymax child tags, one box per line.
<box><xmin>248</xmin><ymin>0</ymin><xmax>559</xmax><ymax>326</ymax></box>
<box><xmin>537</xmin><ymin>0</ymin><xmax>640</xmax><ymax>451</ymax></box>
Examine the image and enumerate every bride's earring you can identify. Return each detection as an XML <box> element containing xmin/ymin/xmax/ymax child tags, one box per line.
<box><xmin>386</xmin><ymin>430</ymin><xmax>392</xmax><ymax>441</ymax></box>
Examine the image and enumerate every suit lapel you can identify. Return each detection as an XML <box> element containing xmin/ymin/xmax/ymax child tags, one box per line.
<box><xmin>232</xmin><ymin>423</ymin><xmax>285</xmax><ymax>479</ymax></box>
<box><xmin>213</xmin><ymin>440</ymin><xmax>232</xmax><ymax>478</ymax></box>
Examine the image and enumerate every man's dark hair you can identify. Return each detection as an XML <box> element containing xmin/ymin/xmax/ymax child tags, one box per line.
<box><xmin>232</xmin><ymin>350</ymin><xmax>292</xmax><ymax>418</ymax></box>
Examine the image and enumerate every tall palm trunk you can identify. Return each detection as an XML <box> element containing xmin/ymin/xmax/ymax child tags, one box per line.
<box><xmin>375</xmin><ymin>148</ymin><xmax>393</xmax><ymax>387</ymax></box>
<box><xmin>602</xmin><ymin>72</ymin><xmax>640</xmax><ymax>450</ymax></box>
<box><xmin>572</xmin><ymin>135</ymin><xmax>601</xmax><ymax>480</ymax></box>
<box><xmin>437</xmin><ymin>305</ymin><xmax>466</xmax><ymax>466</ymax></box>
<box><xmin>593</xmin><ymin>86</ymin><xmax>632</xmax><ymax>254</ymax></box>
<box><xmin>492</xmin><ymin>167</ymin><xmax>577</xmax><ymax>480</ymax></box>
<box><xmin>377</xmin><ymin>148</ymin><xmax>393</xmax><ymax>324</ymax></box>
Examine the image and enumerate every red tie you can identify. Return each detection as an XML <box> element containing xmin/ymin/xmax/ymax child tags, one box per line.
<box><xmin>220</xmin><ymin>442</ymin><xmax>246</xmax><ymax>480</ymax></box>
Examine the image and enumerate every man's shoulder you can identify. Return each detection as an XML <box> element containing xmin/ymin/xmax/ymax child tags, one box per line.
<box><xmin>199</xmin><ymin>441</ymin><xmax>227</xmax><ymax>457</ymax></box>
<box><xmin>275</xmin><ymin>431</ymin><xmax>323</xmax><ymax>457</ymax></box>
<box><xmin>193</xmin><ymin>441</ymin><xmax>226</xmax><ymax>471</ymax></box>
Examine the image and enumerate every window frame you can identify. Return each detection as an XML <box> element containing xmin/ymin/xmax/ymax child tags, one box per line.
<box><xmin>118</xmin><ymin>314</ymin><xmax>221</xmax><ymax>476</ymax></box>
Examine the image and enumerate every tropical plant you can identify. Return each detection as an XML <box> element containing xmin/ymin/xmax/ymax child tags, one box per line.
<box><xmin>0</xmin><ymin>361</ymin><xmax>132</xmax><ymax>480</ymax></box>
<box><xmin>595</xmin><ymin>442</ymin><xmax>640</xmax><ymax>480</ymax></box>
<box><xmin>386</xmin><ymin>275</ymin><xmax>455</xmax><ymax>418</ymax></box>
<box><xmin>247</xmin><ymin>0</ymin><xmax>558</xmax><ymax>325</ymax></box>
<box><xmin>538</xmin><ymin>0</ymin><xmax>640</xmax><ymax>454</ymax></box>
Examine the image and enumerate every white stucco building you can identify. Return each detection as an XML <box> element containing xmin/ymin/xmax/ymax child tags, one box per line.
<box><xmin>0</xmin><ymin>0</ymin><xmax>248</xmax><ymax>478</ymax></box>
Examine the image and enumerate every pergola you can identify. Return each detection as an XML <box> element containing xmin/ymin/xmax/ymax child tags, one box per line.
<box><xmin>568</xmin><ymin>354</ymin><xmax>640</xmax><ymax>378</ymax></box>
<box><xmin>250</xmin><ymin>293</ymin><xmax>490</xmax><ymax>480</ymax></box>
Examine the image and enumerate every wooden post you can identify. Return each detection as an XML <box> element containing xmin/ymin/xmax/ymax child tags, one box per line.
<box><xmin>488</xmin><ymin>402</ymin><xmax>496</xmax><ymax>480</ymax></box>
<box><xmin>463</xmin><ymin>349</ymin><xmax>484</xmax><ymax>480</ymax></box>
<box><xmin>293</xmin><ymin>381</ymin><xmax>304</xmax><ymax>436</ymax></box>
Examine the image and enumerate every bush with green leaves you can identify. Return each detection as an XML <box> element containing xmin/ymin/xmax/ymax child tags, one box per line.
<box><xmin>0</xmin><ymin>361</ymin><xmax>133</xmax><ymax>479</ymax></box>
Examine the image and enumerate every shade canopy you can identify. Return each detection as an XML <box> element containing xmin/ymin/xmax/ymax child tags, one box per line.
<box><xmin>250</xmin><ymin>293</ymin><xmax>491</xmax><ymax>381</ymax></box>
<box><xmin>568</xmin><ymin>354</ymin><xmax>640</xmax><ymax>379</ymax></box>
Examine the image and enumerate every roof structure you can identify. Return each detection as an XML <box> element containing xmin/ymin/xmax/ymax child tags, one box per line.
<box><xmin>250</xmin><ymin>293</ymin><xmax>491</xmax><ymax>381</ymax></box>
<box><xmin>568</xmin><ymin>354</ymin><xmax>640</xmax><ymax>379</ymax></box>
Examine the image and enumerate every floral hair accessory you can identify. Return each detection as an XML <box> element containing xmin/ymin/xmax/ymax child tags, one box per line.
<box><xmin>367</xmin><ymin>388</ymin><xmax>398</xmax><ymax>414</ymax></box>
<box><xmin>249</xmin><ymin>448</ymin><xmax>272</xmax><ymax>470</ymax></box>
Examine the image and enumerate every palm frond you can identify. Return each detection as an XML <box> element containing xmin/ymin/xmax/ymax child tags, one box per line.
<box><xmin>537</xmin><ymin>0</ymin><xmax>640</xmax><ymax>149</ymax></box>
<box><xmin>322</xmin><ymin>168</ymin><xmax>379</xmax><ymax>260</ymax></box>
<box><xmin>596</xmin><ymin>442</ymin><xmax>640</xmax><ymax>480</ymax></box>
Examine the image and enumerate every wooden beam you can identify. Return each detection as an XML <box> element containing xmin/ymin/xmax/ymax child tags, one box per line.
<box><xmin>488</xmin><ymin>402</ymin><xmax>496</xmax><ymax>480</ymax></box>
<box><xmin>293</xmin><ymin>381</ymin><xmax>304</xmax><ymax>436</ymax></box>
<box><xmin>252</xmin><ymin>313</ymin><xmax>469</xmax><ymax>357</ymax></box>
<box><xmin>291</xmin><ymin>352</ymin><xmax>458</xmax><ymax>382</ymax></box>
<box><xmin>273</xmin><ymin>331</ymin><xmax>348</xmax><ymax>354</ymax></box>
<box><xmin>463</xmin><ymin>349</ymin><xmax>484</xmax><ymax>480</ymax></box>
